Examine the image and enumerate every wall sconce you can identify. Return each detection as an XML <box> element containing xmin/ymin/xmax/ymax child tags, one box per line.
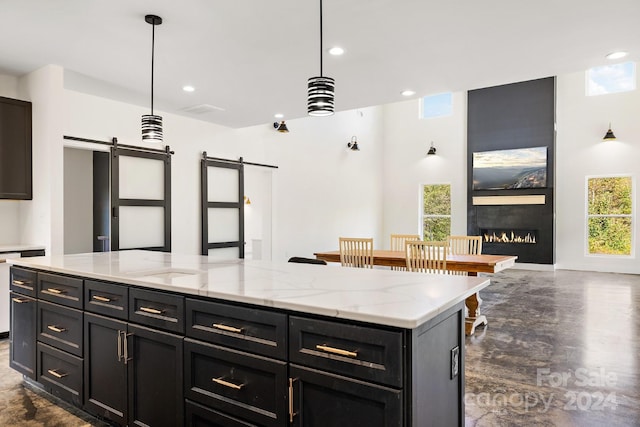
<box><xmin>603</xmin><ymin>123</ymin><xmax>616</xmax><ymax>141</ymax></box>
<box><xmin>347</xmin><ymin>136</ymin><xmax>360</xmax><ymax>151</ymax></box>
<box><xmin>273</xmin><ymin>121</ymin><xmax>289</xmax><ymax>133</ymax></box>
<box><xmin>244</xmin><ymin>196</ymin><xmax>251</xmax><ymax>205</ymax></box>
<box><xmin>427</xmin><ymin>142</ymin><xmax>437</xmax><ymax>155</ymax></box>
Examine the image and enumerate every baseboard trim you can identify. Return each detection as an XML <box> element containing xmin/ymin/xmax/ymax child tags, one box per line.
<box><xmin>512</xmin><ymin>263</ymin><xmax>556</xmax><ymax>271</ymax></box>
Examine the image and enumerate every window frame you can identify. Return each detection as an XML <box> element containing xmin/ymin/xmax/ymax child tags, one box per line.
<box><xmin>421</xmin><ymin>183</ymin><xmax>452</xmax><ymax>241</ymax></box>
<box><xmin>585</xmin><ymin>61</ymin><xmax>637</xmax><ymax>97</ymax></box>
<box><xmin>584</xmin><ymin>174</ymin><xmax>635</xmax><ymax>258</ymax></box>
<box><xmin>419</xmin><ymin>92</ymin><xmax>453</xmax><ymax>120</ymax></box>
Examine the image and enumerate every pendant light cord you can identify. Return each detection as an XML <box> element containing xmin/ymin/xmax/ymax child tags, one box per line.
<box><xmin>319</xmin><ymin>0</ymin><xmax>323</xmax><ymax>77</ymax></box>
<box><xmin>151</xmin><ymin>20</ymin><xmax>155</xmax><ymax>115</ymax></box>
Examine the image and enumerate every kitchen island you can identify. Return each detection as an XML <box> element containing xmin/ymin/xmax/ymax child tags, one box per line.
<box><xmin>8</xmin><ymin>250</ymin><xmax>490</xmax><ymax>426</ymax></box>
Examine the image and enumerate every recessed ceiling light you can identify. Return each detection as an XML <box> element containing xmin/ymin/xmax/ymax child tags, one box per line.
<box><xmin>274</xmin><ymin>113</ymin><xmax>284</xmax><ymax>119</ymax></box>
<box><xmin>606</xmin><ymin>51</ymin><xmax>628</xmax><ymax>60</ymax></box>
<box><xmin>182</xmin><ymin>85</ymin><xmax>195</xmax><ymax>92</ymax></box>
<box><xmin>401</xmin><ymin>90</ymin><xmax>416</xmax><ymax>97</ymax></box>
<box><xmin>329</xmin><ymin>47</ymin><xmax>344</xmax><ymax>56</ymax></box>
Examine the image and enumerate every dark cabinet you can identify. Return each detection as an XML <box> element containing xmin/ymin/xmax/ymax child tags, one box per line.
<box><xmin>84</xmin><ymin>312</ymin><xmax>184</xmax><ymax>427</ymax></box>
<box><xmin>290</xmin><ymin>364</ymin><xmax>402</xmax><ymax>427</ymax></box>
<box><xmin>84</xmin><ymin>313</ymin><xmax>127</xmax><ymax>425</ymax></box>
<box><xmin>0</xmin><ymin>96</ymin><xmax>32</xmax><ymax>200</ymax></box>
<box><xmin>9</xmin><ymin>291</ymin><xmax>37</xmax><ymax>379</ymax></box>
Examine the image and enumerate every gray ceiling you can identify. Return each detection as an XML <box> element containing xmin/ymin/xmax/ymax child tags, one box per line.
<box><xmin>1</xmin><ymin>0</ymin><xmax>639</xmax><ymax>128</ymax></box>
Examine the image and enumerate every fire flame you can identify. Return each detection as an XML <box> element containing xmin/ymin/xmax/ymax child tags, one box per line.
<box><xmin>483</xmin><ymin>231</ymin><xmax>536</xmax><ymax>244</ymax></box>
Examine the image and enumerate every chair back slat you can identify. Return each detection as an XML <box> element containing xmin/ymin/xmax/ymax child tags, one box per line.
<box><xmin>339</xmin><ymin>237</ymin><xmax>374</xmax><ymax>269</ymax></box>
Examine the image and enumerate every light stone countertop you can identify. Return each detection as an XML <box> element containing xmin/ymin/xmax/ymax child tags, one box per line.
<box><xmin>8</xmin><ymin>250</ymin><xmax>490</xmax><ymax>329</ymax></box>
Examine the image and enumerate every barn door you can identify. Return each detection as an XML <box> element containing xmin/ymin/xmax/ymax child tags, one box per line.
<box><xmin>201</xmin><ymin>155</ymin><xmax>244</xmax><ymax>258</ymax></box>
<box><xmin>111</xmin><ymin>146</ymin><xmax>171</xmax><ymax>252</ymax></box>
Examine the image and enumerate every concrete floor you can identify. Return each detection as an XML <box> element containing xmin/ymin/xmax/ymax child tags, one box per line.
<box><xmin>1</xmin><ymin>268</ymin><xmax>639</xmax><ymax>426</ymax></box>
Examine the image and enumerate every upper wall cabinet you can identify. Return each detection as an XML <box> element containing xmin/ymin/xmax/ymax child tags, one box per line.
<box><xmin>0</xmin><ymin>96</ymin><xmax>32</xmax><ymax>200</ymax></box>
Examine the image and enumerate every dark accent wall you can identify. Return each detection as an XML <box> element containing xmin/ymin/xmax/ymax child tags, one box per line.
<box><xmin>467</xmin><ymin>77</ymin><xmax>555</xmax><ymax>264</ymax></box>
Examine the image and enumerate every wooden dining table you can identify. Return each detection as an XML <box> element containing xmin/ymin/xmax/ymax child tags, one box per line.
<box><xmin>313</xmin><ymin>250</ymin><xmax>518</xmax><ymax>336</ymax></box>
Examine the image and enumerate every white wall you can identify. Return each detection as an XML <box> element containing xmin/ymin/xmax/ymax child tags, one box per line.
<box><xmin>16</xmin><ymin>65</ymin><xmax>65</xmax><ymax>255</ymax></box>
<box><xmin>380</xmin><ymin>94</ymin><xmax>468</xmax><ymax>248</ymax></box>
<box><xmin>236</xmin><ymin>107</ymin><xmax>385</xmax><ymax>261</ymax></box>
<box><xmin>63</xmin><ymin>147</ymin><xmax>93</xmax><ymax>254</ymax></box>
<box><xmin>556</xmin><ymin>70</ymin><xmax>640</xmax><ymax>273</ymax></box>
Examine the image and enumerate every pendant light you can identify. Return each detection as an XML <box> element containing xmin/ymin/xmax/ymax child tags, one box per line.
<box><xmin>603</xmin><ymin>123</ymin><xmax>616</xmax><ymax>141</ymax></box>
<box><xmin>142</xmin><ymin>14</ymin><xmax>163</xmax><ymax>143</ymax></box>
<box><xmin>307</xmin><ymin>0</ymin><xmax>334</xmax><ymax>116</ymax></box>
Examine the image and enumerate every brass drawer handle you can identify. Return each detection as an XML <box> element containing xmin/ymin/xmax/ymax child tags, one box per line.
<box><xmin>11</xmin><ymin>297</ymin><xmax>29</xmax><ymax>304</ymax></box>
<box><xmin>47</xmin><ymin>288</ymin><xmax>65</xmax><ymax>294</ymax></box>
<box><xmin>12</xmin><ymin>279</ymin><xmax>29</xmax><ymax>286</ymax></box>
<box><xmin>139</xmin><ymin>306</ymin><xmax>163</xmax><ymax>315</ymax></box>
<box><xmin>212</xmin><ymin>377</ymin><xmax>244</xmax><ymax>390</ymax></box>
<box><xmin>47</xmin><ymin>325</ymin><xmax>66</xmax><ymax>333</ymax></box>
<box><xmin>47</xmin><ymin>369</ymin><xmax>68</xmax><ymax>379</ymax></box>
<box><xmin>92</xmin><ymin>295</ymin><xmax>112</xmax><ymax>302</ymax></box>
<box><xmin>316</xmin><ymin>344</ymin><xmax>358</xmax><ymax>358</ymax></box>
<box><xmin>212</xmin><ymin>323</ymin><xmax>243</xmax><ymax>334</ymax></box>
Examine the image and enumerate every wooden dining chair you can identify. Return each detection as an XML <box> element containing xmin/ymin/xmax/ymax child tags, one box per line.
<box><xmin>405</xmin><ymin>241</ymin><xmax>448</xmax><ymax>274</ymax></box>
<box><xmin>390</xmin><ymin>234</ymin><xmax>421</xmax><ymax>251</ymax></box>
<box><xmin>447</xmin><ymin>235</ymin><xmax>483</xmax><ymax>255</ymax></box>
<box><xmin>339</xmin><ymin>237</ymin><xmax>374</xmax><ymax>269</ymax></box>
<box><xmin>447</xmin><ymin>235</ymin><xmax>482</xmax><ymax>275</ymax></box>
<box><xmin>390</xmin><ymin>234</ymin><xmax>420</xmax><ymax>270</ymax></box>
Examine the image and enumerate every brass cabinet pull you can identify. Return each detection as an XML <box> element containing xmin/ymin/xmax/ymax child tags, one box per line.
<box><xmin>92</xmin><ymin>295</ymin><xmax>112</xmax><ymax>302</ymax></box>
<box><xmin>47</xmin><ymin>369</ymin><xmax>68</xmax><ymax>379</ymax></box>
<box><xmin>47</xmin><ymin>325</ymin><xmax>66</xmax><ymax>333</ymax></box>
<box><xmin>315</xmin><ymin>344</ymin><xmax>358</xmax><ymax>358</ymax></box>
<box><xmin>212</xmin><ymin>377</ymin><xmax>244</xmax><ymax>390</ymax></box>
<box><xmin>11</xmin><ymin>297</ymin><xmax>29</xmax><ymax>304</ymax></box>
<box><xmin>139</xmin><ymin>306</ymin><xmax>163</xmax><ymax>315</ymax></box>
<box><xmin>212</xmin><ymin>323</ymin><xmax>243</xmax><ymax>333</ymax></box>
<box><xmin>289</xmin><ymin>377</ymin><xmax>298</xmax><ymax>422</ymax></box>
<box><xmin>47</xmin><ymin>288</ymin><xmax>65</xmax><ymax>294</ymax></box>
<box><xmin>12</xmin><ymin>279</ymin><xmax>28</xmax><ymax>286</ymax></box>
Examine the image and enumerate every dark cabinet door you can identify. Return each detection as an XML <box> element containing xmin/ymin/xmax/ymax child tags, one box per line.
<box><xmin>84</xmin><ymin>313</ymin><xmax>127</xmax><ymax>425</ymax></box>
<box><xmin>0</xmin><ymin>96</ymin><xmax>32</xmax><ymax>200</ymax></box>
<box><xmin>9</xmin><ymin>292</ymin><xmax>37</xmax><ymax>379</ymax></box>
<box><xmin>128</xmin><ymin>323</ymin><xmax>184</xmax><ymax>427</ymax></box>
<box><xmin>290</xmin><ymin>364</ymin><xmax>403</xmax><ymax>427</ymax></box>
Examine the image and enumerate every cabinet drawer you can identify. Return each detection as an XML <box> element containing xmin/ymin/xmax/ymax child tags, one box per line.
<box><xmin>85</xmin><ymin>280</ymin><xmax>128</xmax><ymax>320</ymax></box>
<box><xmin>37</xmin><ymin>342</ymin><xmax>83</xmax><ymax>407</ymax></box>
<box><xmin>184</xmin><ymin>338</ymin><xmax>287</xmax><ymax>427</ymax></box>
<box><xmin>129</xmin><ymin>288</ymin><xmax>184</xmax><ymax>333</ymax></box>
<box><xmin>186</xmin><ymin>298</ymin><xmax>287</xmax><ymax>360</ymax></box>
<box><xmin>37</xmin><ymin>300</ymin><xmax>83</xmax><ymax>357</ymax></box>
<box><xmin>10</xmin><ymin>266</ymin><xmax>37</xmax><ymax>297</ymax></box>
<box><xmin>186</xmin><ymin>400</ymin><xmax>259</xmax><ymax>427</ymax></box>
<box><xmin>38</xmin><ymin>272</ymin><xmax>83</xmax><ymax>309</ymax></box>
<box><xmin>289</xmin><ymin>316</ymin><xmax>403</xmax><ymax>388</ymax></box>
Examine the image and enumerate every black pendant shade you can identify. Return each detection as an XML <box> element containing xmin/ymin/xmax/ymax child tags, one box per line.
<box><xmin>308</xmin><ymin>76</ymin><xmax>335</xmax><ymax>116</ymax></box>
<box><xmin>142</xmin><ymin>14</ymin><xmax>163</xmax><ymax>143</ymax></box>
<box><xmin>603</xmin><ymin>124</ymin><xmax>616</xmax><ymax>141</ymax></box>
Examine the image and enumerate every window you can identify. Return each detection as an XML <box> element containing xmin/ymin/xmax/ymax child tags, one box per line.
<box><xmin>422</xmin><ymin>184</ymin><xmax>451</xmax><ymax>241</ymax></box>
<box><xmin>586</xmin><ymin>62</ymin><xmax>636</xmax><ymax>96</ymax></box>
<box><xmin>587</xmin><ymin>176</ymin><xmax>633</xmax><ymax>256</ymax></box>
<box><xmin>420</xmin><ymin>93</ymin><xmax>452</xmax><ymax>119</ymax></box>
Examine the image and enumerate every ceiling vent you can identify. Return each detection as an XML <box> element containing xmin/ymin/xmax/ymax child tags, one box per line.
<box><xmin>180</xmin><ymin>104</ymin><xmax>226</xmax><ymax>114</ymax></box>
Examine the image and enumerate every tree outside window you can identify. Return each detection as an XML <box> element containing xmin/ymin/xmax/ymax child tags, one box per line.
<box><xmin>587</xmin><ymin>176</ymin><xmax>633</xmax><ymax>255</ymax></box>
<box><xmin>423</xmin><ymin>184</ymin><xmax>451</xmax><ymax>241</ymax></box>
